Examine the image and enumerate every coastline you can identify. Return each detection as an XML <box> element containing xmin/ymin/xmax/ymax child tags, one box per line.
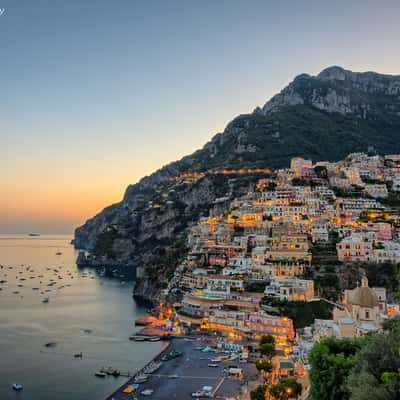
<box><xmin>104</xmin><ymin>340</ymin><xmax>171</xmax><ymax>400</ymax></box>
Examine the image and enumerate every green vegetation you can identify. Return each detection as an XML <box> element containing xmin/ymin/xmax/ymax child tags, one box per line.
<box><xmin>260</xmin><ymin>342</ymin><xmax>276</xmax><ymax>358</ymax></box>
<box><xmin>250</xmin><ymin>384</ymin><xmax>268</xmax><ymax>400</ymax></box>
<box><xmin>381</xmin><ymin>192</ymin><xmax>400</xmax><ymax>208</ymax></box>
<box><xmin>256</xmin><ymin>359</ymin><xmax>273</xmax><ymax>374</ymax></box>
<box><xmin>309</xmin><ymin>336</ymin><xmax>365</xmax><ymax>400</ymax></box>
<box><xmin>93</xmin><ymin>227</ymin><xmax>121</xmax><ymax>258</ymax></box>
<box><xmin>245</xmin><ymin>280</ymin><xmax>267</xmax><ymax>293</ymax></box>
<box><xmin>186</xmin><ymin>100</ymin><xmax>400</xmax><ymax>172</ymax></box>
<box><xmin>269</xmin><ymin>378</ymin><xmax>302</xmax><ymax>400</ymax></box>
<box><xmin>252</xmin><ymin>335</ymin><xmax>277</xmax><ymax>397</ymax></box>
<box><xmin>263</xmin><ymin>298</ymin><xmax>332</xmax><ymax>329</ymax></box>
<box><xmin>309</xmin><ymin>318</ymin><xmax>400</xmax><ymax>400</ymax></box>
<box><xmin>260</xmin><ymin>334</ymin><xmax>275</xmax><ymax>346</ymax></box>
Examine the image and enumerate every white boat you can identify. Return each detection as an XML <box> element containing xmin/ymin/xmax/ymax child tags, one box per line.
<box><xmin>12</xmin><ymin>383</ymin><xmax>23</xmax><ymax>391</ymax></box>
<box><xmin>141</xmin><ymin>389</ymin><xmax>154</xmax><ymax>396</ymax></box>
<box><xmin>143</xmin><ymin>361</ymin><xmax>162</xmax><ymax>374</ymax></box>
<box><xmin>133</xmin><ymin>373</ymin><xmax>149</xmax><ymax>383</ymax></box>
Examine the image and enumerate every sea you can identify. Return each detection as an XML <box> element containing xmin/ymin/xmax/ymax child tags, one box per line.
<box><xmin>0</xmin><ymin>234</ymin><xmax>163</xmax><ymax>400</ymax></box>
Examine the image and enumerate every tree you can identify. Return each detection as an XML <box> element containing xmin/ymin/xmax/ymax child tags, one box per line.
<box><xmin>250</xmin><ymin>384</ymin><xmax>268</xmax><ymax>400</ymax></box>
<box><xmin>260</xmin><ymin>342</ymin><xmax>276</xmax><ymax>358</ymax></box>
<box><xmin>260</xmin><ymin>334</ymin><xmax>275</xmax><ymax>346</ymax></box>
<box><xmin>308</xmin><ymin>337</ymin><xmax>364</xmax><ymax>400</ymax></box>
<box><xmin>346</xmin><ymin>320</ymin><xmax>400</xmax><ymax>400</ymax></box>
<box><xmin>270</xmin><ymin>378</ymin><xmax>302</xmax><ymax>400</ymax></box>
<box><xmin>256</xmin><ymin>358</ymin><xmax>273</xmax><ymax>374</ymax></box>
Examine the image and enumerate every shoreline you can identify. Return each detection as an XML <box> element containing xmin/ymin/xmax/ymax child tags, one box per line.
<box><xmin>104</xmin><ymin>340</ymin><xmax>171</xmax><ymax>400</ymax></box>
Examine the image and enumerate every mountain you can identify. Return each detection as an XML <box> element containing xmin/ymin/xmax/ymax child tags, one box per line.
<box><xmin>74</xmin><ymin>66</ymin><xmax>400</xmax><ymax>301</ymax></box>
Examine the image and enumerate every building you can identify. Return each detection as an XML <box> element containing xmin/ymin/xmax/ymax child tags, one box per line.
<box><xmin>180</xmin><ymin>270</ymin><xmax>209</xmax><ymax>290</ymax></box>
<box><xmin>346</xmin><ymin>276</ymin><xmax>382</xmax><ymax>335</ymax></box>
<box><xmin>267</xmin><ymin>234</ymin><xmax>312</xmax><ymax>264</ymax></box>
<box><xmin>290</xmin><ymin>157</ymin><xmax>313</xmax><ymax>177</ymax></box>
<box><xmin>364</xmin><ymin>184</ymin><xmax>388</xmax><ymax>198</ymax></box>
<box><xmin>207</xmin><ymin>274</ymin><xmax>244</xmax><ymax>291</ymax></box>
<box><xmin>372</xmin><ymin>241</ymin><xmax>400</xmax><ymax>264</ymax></box>
<box><xmin>336</xmin><ymin>234</ymin><xmax>374</xmax><ymax>262</ymax></box>
<box><xmin>264</xmin><ymin>277</ymin><xmax>314</xmax><ymax>302</ymax></box>
<box><xmin>311</xmin><ymin>220</ymin><xmax>329</xmax><ymax>243</ymax></box>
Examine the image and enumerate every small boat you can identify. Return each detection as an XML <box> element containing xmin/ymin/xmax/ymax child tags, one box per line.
<box><xmin>12</xmin><ymin>383</ymin><xmax>23</xmax><ymax>391</ymax></box>
<box><xmin>44</xmin><ymin>342</ymin><xmax>57</xmax><ymax>348</ymax></box>
<box><xmin>148</xmin><ymin>337</ymin><xmax>161</xmax><ymax>342</ymax></box>
<box><xmin>74</xmin><ymin>352</ymin><xmax>83</xmax><ymax>358</ymax></box>
<box><xmin>143</xmin><ymin>361</ymin><xmax>162</xmax><ymax>374</ymax></box>
<box><xmin>94</xmin><ymin>371</ymin><xmax>107</xmax><ymax>378</ymax></box>
<box><xmin>133</xmin><ymin>373</ymin><xmax>149</xmax><ymax>383</ymax></box>
<box><xmin>29</xmin><ymin>233</ymin><xmax>40</xmax><ymax>237</ymax></box>
<box><xmin>129</xmin><ymin>335</ymin><xmax>146</xmax><ymax>341</ymax></box>
<box><xmin>141</xmin><ymin>389</ymin><xmax>154</xmax><ymax>396</ymax></box>
<box><xmin>42</xmin><ymin>298</ymin><xmax>49</xmax><ymax>303</ymax></box>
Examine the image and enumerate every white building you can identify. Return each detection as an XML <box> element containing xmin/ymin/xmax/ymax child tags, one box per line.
<box><xmin>264</xmin><ymin>277</ymin><xmax>314</xmax><ymax>302</ymax></box>
<box><xmin>311</xmin><ymin>220</ymin><xmax>329</xmax><ymax>243</ymax></box>
<box><xmin>364</xmin><ymin>184</ymin><xmax>388</xmax><ymax>198</ymax></box>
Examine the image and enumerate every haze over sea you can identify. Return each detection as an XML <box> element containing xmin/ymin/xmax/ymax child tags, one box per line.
<box><xmin>0</xmin><ymin>234</ymin><xmax>162</xmax><ymax>400</ymax></box>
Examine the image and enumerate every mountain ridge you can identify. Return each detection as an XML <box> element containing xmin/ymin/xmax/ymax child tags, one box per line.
<box><xmin>73</xmin><ymin>66</ymin><xmax>400</xmax><ymax>301</ymax></box>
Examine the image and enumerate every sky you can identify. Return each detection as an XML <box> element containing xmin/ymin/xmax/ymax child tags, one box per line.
<box><xmin>1</xmin><ymin>0</ymin><xmax>400</xmax><ymax>234</ymax></box>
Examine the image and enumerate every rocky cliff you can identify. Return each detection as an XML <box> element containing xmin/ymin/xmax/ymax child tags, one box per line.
<box><xmin>74</xmin><ymin>66</ymin><xmax>400</xmax><ymax>302</ymax></box>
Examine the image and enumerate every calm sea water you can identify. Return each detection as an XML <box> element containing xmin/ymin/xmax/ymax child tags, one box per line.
<box><xmin>0</xmin><ymin>234</ymin><xmax>163</xmax><ymax>400</ymax></box>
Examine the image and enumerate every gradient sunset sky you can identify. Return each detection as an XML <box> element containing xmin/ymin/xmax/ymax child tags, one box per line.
<box><xmin>1</xmin><ymin>0</ymin><xmax>400</xmax><ymax>234</ymax></box>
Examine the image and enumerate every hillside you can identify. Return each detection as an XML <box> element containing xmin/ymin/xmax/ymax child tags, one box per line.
<box><xmin>74</xmin><ymin>66</ymin><xmax>400</xmax><ymax>301</ymax></box>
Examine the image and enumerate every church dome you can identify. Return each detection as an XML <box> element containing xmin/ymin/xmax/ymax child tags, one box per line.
<box><xmin>352</xmin><ymin>286</ymin><xmax>378</xmax><ymax>308</ymax></box>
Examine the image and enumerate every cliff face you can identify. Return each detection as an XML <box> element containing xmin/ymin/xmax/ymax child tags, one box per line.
<box><xmin>74</xmin><ymin>66</ymin><xmax>400</xmax><ymax>302</ymax></box>
<box><xmin>261</xmin><ymin>66</ymin><xmax>400</xmax><ymax>118</ymax></box>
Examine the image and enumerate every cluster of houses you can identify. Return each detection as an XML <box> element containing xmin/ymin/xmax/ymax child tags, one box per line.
<box><xmin>161</xmin><ymin>152</ymin><xmax>400</xmax><ymax>390</ymax></box>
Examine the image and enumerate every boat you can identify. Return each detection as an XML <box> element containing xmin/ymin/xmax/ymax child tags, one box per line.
<box><xmin>94</xmin><ymin>371</ymin><xmax>107</xmax><ymax>378</ymax></box>
<box><xmin>129</xmin><ymin>335</ymin><xmax>146</xmax><ymax>341</ymax></box>
<box><xmin>74</xmin><ymin>352</ymin><xmax>83</xmax><ymax>358</ymax></box>
<box><xmin>143</xmin><ymin>361</ymin><xmax>162</xmax><ymax>374</ymax></box>
<box><xmin>148</xmin><ymin>336</ymin><xmax>161</xmax><ymax>342</ymax></box>
<box><xmin>42</xmin><ymin>298</ymin><xmax>49</xmax><ymax>303</ymax></box>
<box><xmin>122</xmin><ymin>384</ymin><xmax>139</xmax><ymax>394</ymax></box>
<box><xmin>141</xmin><ymin>389</ymin><xmax>154</xmax><ymax>396</ymax></box>
<box><xmin>12</xmin><ymin>383</ymin><xmax>23</xmax><ymax>391</ymax></box>
<box><xmin>133</xmin><ymin>373</ymin><xmax>149</xmax><ymax>383</ymax></box>
<box><xmin>29</xmin><ymin>233</ymin><xmax>40</xmax><ymax>237</ymax></box>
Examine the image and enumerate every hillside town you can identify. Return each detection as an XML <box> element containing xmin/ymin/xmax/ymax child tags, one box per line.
<box><xmin>135</xmin><ymin>152</ymin><xmax>400</xmax><ymax>399</ymax></box>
